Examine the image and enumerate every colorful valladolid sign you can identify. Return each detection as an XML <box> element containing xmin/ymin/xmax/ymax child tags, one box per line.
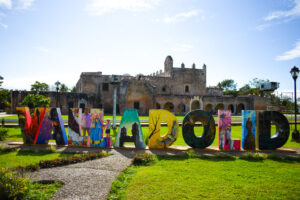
<box><xmin>16</xmin><ymin>107</ymin><xmax>290</xmax><ymax>150</ymax></box>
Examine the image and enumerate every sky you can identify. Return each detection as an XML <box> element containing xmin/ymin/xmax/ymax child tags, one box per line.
<box><xmin>0</xmin><ymin>0</ymin><xmax>300</xmax><ymax>94</ymax></box>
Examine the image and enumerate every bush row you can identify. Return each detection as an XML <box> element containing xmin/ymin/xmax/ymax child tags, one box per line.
<box><xmin>15</xmin><ymin>151</ymin><xmax>109</xmax><ymax>172</ymax></box>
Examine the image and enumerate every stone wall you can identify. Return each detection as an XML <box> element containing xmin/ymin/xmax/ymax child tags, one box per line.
<box><xmin>73</xmin><ymin>56</ymin><xmax>267</xmax><ymax>116</ymax></box>
<box><xmin>11</xmin><ymin>91</ymin><xmax>96</xmax><ymax>115</ymax></box>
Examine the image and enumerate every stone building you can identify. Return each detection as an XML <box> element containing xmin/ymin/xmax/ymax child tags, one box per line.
<box><xmin>76</xmin><ymin>56</ymin><xmax>267</xmax><ymax>115</ymax></box>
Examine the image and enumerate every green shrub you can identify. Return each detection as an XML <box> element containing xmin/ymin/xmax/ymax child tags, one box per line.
<box><xmin>38</xmin><ymin>152</ymin><xmax>108</xmax><ymax>169</ymax></box>
<box><xmin>25</xmin><ymin>164</ymin><xmax>40</xmax><ymax>172</ymax></box>
<box><xmin>1</xmin><ymin>118</ymin><xmax>5</xmax><ymax>126</ymax></box>
<box><xmin>48</xmin><ymin>145</ymin><xmax>57</xmax><ymax>153</ymax></box>
<box><xmin>0</xmin><ymin>168</ymin><xmax>29</xmax><ymax>200</ymax></box>
<box><xmin>184</xmin><ymin>150</ymin><xmax>198</xmax><ymax>158</ymax></box>
<box><xmin>239</xmin><ymin>153</ymin><xmax>267</xmax><ymax>161</ymax></box>
<box><xmin>132</xmin><ymin>152</ymin><xmax>156</xmax><ymax>166</ymax></box>
<box><xmin>0</xmin><ymin>127</ymin><xmax>8</xmax><ymax>141</ymax></box>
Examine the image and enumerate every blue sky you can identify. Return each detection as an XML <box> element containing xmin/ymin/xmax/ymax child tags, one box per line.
<box><xmin>0</xmin><ymin>0</ymin><xmax>299</xmax><ymax>94</ymax></box>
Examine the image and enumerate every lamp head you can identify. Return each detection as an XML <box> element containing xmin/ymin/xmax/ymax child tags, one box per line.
<box><xmin>55</xmin><ymin>81</ymin><xmax>61</xmax><ymax>90</ymax></box>
<box><xmin>290</xmin><ymin>66</ymin><xmax>299</xmax><ymax>80</ymax></box>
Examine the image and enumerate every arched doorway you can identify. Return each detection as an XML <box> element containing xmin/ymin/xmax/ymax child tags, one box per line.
<box><xmin>156</xmin><ymin>103</ymin><xmax>161</xmax><ymax>109</ymax></box>
<box><xmin>227</xmin><ymin>104</ymin><xmax>234</xmax><ymax>113</ymax></box>
<box><xmin>177</xmin><ymin>103</ymin><xmax>186</xmax><ymax>114</ymax></box>
<box><xmin>215</xmin><ymin>103</ymin><xmax>225</xmax><ymax>112</ymax></box>
<box><xmin>163</xmin><ymin>102</ymin><xmax>174</xmax><ymax>113</ymax></box>
<box><xmin>68</xmin><ymin>102</ymin><xmax>74</xmax><ymax>108</ymax></box>
<box><xmin>236</xmin><ymin>103</ymin><xmax>245</xmax><ymax>114</ymax></box>
<box><xmin>191</xmin><ymin>100</ymin><xmax>200</xmax><ymax>110</ymax></box>
<box><xmin>205</xmin><ymin>104</ymin><xmax>213</xmax><ymax>113</ymax></box>
<box><xmin>79</xmin><ymin>99</ymin><xmax>87</xmax><ymax>112</ymax></box>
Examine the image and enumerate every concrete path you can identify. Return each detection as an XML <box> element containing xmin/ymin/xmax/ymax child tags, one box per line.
<box><xmin>29</xmin><ymin>149</ymin><xmax>135</xmax><ymax>200</ymax></box>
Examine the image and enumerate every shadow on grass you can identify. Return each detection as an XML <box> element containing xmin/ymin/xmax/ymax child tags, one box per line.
<box><xmin>267</xmin><ymin>154</ymin><xmax>300</xmax><ymax>163</ymax></box>
<box><xmin>156</xmin><ymin>152</ymin><xmax>236</xmax><ymax>162</ymax></box>
<box><xmin>198</xmin><ymin>154</ymin><xmax>236</xmax><ymax>161</ymax></box>
<box><xmin>156</xmin><ymin>152</ymin><xmax>300</xmax><ymax>163</ymax></box>
<box><xmin>2</xmin><ymin>148</ymin><xmax>73</xmax><ymax>158</ymax></box>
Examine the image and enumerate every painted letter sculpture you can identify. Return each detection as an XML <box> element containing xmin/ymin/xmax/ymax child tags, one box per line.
<box><xmin>148</xmin><ymin>109</ymin><xmax>179</xmax><ymax>149</ymax></box>
<box><xmin>16</xmin><ymin>107</ymin><xmax>291</xmax><ymax>151</ymax></box>
<box><xmin>16</xmin><ymin>107</ymin><xmax>67</xmax><ymax>145</ymax></box>
<box><xmin>90</xmin><ymin>109</ymin><xmax>108</xmax><ymax>147</ymax></box>
<box><xmin>242</xmin><ymin>110</ymin><xmax>256</xmax><ymax>150</ymax></box>
<box><xmin>257</xmin><ymin>111</ymin><xmax>290</xmax><ymax>150</ymax></box>
<box><xmin>114</xmin><ymin>109</ymin><xmax>145</xmax><ymax>148</ymax></box>
<box><xmin>50</xmin><ymin>108</ymin><xmax>68</xmax><ymax>145</ymax></box>
<box><xmin>182</xmin><ymin>110</ymin><xmax>215</xmax><ymax>149</ymax></box>
<box><xmin>68</xmin><ymin>108</ymin><xmax>87</xmax><ymax>146</ymax></box>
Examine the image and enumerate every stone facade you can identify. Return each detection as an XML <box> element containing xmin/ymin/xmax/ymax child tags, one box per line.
<box><xmin>76</xmin><ymin>56</ymin><xmax>267</xmax><ymax>115</ymax></box>
<box><xmin>10</xmin><ymin>56</ymin><xmax>266</xmax><ymax>115</ymax></box>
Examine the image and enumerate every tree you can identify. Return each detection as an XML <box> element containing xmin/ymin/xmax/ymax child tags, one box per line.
<box><xmin>71</xmin><ymin>86</ymin><xmax>76</xmax><ymax>93</ymax></box>
<box><xmin>0</xmin><ymin>76</ymin><xmax>3</xmax><ymax>87</ymax></box>
<box><xmin>59</xmin><ymin>84</ymin><xmax>69</xmax><ymax>92</ymax></box>
<box><xmin>249</xmin><ymin>78</ymin><xmax>269</xmax><ymax>88</ymax></box>
<box><xmin>238</xmin><ymin>84</ymin><xmax>260</xmax><ymax>96</ymax></box>
<box><xmin>0</xmin><ymin>76</ymin><xmax>11</xmax><ymax>110</ymax></box>
<box><xmin>239</xmin><ymin>84</ymin><xmax>251</xmax><ymax>93</ymax></box>
<box><xmin>18</xmin><ymin>94</ymin><xmax>50</xmax><ymax>109</ymax></box>
<box><xmin>30</xmin><ymin>81</ymin><xmax>49</xmax><ymax>92</ymax></box>
<box><xmin>0</xmin><ymin>89</ymin><xmax>10</xmax><ymax>110</ymax></box>
<box><xmin>223</xmin><ymin>90</ymin><xmax>239</xmax><ymax>97</ymax></box>
<box><xmin>217</xmin><ymin>79</ymin><xmax>237</xmax><ymax>91</ymax></box>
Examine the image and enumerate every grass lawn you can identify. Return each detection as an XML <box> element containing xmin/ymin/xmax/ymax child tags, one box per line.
<box><xmin>25</xmin><ymin>181</ymin><xmax>63</xmax><ymax>200</ymax></box>
<box><xmin>111</xmin><ymin>155</ymin><xmax>300</xmax><ymax>200</ymax></box>
<box><xmin>0</xmin><ymin>148</ymin><xmax>76</xmax><ymax>168</ymax></box>
<box><xmin>4</xmin><ymin>124</ymin><xmax>300</xmax><ymax>148</ymax></box>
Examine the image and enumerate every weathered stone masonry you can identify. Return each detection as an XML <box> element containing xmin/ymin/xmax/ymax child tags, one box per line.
<box><xmin>75</xmin><ymin>56</ymin><xmax>266</xmax><ymax>115</ymax></box>
<box><xmin>10</xmin><ymin>56</ymin><xmax>266</xmax><ymax>115</ymax></box>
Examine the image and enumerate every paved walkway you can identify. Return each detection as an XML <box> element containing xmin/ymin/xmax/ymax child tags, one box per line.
<box><xmin>29</xmin><ymin>149</ymin><xmax>135</xmax><ymax>200</ymax></box>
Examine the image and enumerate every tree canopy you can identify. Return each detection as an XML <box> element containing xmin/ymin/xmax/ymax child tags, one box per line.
<box><xmin>0</xmin><ymin>76</ymin><xmax>11</xmax><ymax>110</ymax></box>
<box><xmin>31</xmin><ymin>81</ymin><xmax>49</xmax><ymax>92</ymax></box>
<box><xmin>0</xmin><ymin>76</ymin><xmax>3</xmax><ymax>88</ymax></box>
<box><xmin>18</xmin><ymin>94</ymin><xmax>50</xmax><ymax>108</ymax></box>
<box><xmin>71</xmin><ymin>86</ymin><xmax>76</xmax><ymax>93</ymax></box>
<box><xmin>217</xmin><ymin>79</ymin><xmax>237</xmax><ymax>91</ymax></box>
<box><xmin>59</xmin><ymin>84</ymin><xmax>69</xmax><ymax>92</ymax></box>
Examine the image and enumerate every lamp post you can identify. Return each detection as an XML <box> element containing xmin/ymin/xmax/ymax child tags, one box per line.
<box><xmin>55</xmin><ymin>81</ymin><xmax>61</xmax><ymax>108</ymax></box>
<box><xmin>109</xmin><ymin>75</ymin><xmax>120</xmax><ymax>129</ymax></box>
<box><xmin>290</xmin><ymin>66</ymin><xmax>299</xmax><ymax>141</ymax></box>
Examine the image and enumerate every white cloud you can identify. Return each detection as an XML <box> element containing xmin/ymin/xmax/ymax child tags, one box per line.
<box><xmin>276</xmin><ymin>40</ymin><xmax>300</xmax><ymax>61</ymax></box>
<box><xmin>85</xmin><ymin>0</ymin><xmax>160</xmax><ymax>15</ymax></box>
<box><xmin>16</xmin><ymin>0</ymin><xmax>34</xmax><ymax>10</ymax></box>
<box><xmin>257</xmin><ymin>0</ymin><xmax>300</xmax><ymax>31</ymax></box>
<box><xmin>0</xmin><ymin>22</ymin><xmax>8</xmax><ymax>29</ymax></box>
<box><xmin>255</xmin><ymin>23</ymin><xmax>272</xmax><ymax>31</ymax></box>
<box><xmin>163</xmin><ymin>10</ymin><xmax>201</xmax><ymax>23</ymax></box>
<box><xmin>264</xmin><ymin>0</ymin><xmax>300</xmax><ymax>21</ymax></box>
<box><xmin>0</xmin><ymin>0</ymin><xmax>11</xmax><ymax>9</ymax></box>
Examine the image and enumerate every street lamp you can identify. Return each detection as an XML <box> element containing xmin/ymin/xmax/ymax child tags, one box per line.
<box><xmin>109</xmin><ymin>75</ymin><xmax>120</xmax><ymax>129</ymax></box>
<box><xmin>290</xmin><ymin>66</ymin><xmax>299</xmax><ymax>141</ymax></box>
<box><xmin>55</xmin><ymin>81</ymin><xmax>61</xmax><ymax>108</ymax></box>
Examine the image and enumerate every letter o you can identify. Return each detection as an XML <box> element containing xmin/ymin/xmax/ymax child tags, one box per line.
<box><xmin>182</xmin><ymin>110</ymin><xmax>216</xmax><ymax>149</ymax></box>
